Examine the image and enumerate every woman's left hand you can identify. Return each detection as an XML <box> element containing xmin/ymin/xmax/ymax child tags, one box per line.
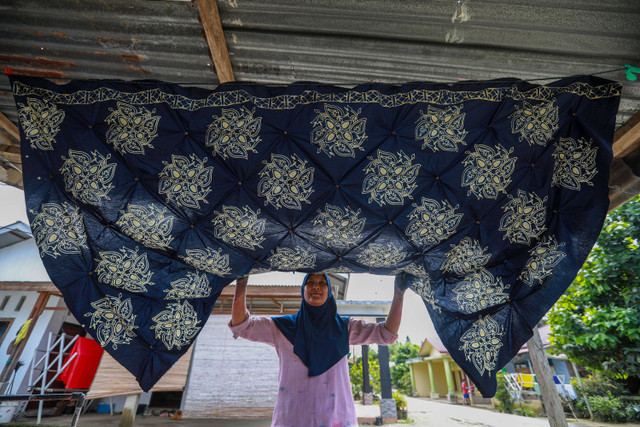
<box><xmin>394</xmin><ymin>273</ymin><xmax>410</xmax><ymax>294</ymax></box>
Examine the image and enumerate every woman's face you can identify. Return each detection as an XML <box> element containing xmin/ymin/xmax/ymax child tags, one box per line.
<box><xmin>303</xmin><ymin>274</ymin><xmax>329</xmax><ymax>306</ymax></box>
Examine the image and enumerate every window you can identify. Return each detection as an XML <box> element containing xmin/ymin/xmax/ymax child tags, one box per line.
<box><xmin>0</xmin><ymin>296</ymin><xmax>9</xmax><ymax>310</ymax></box>
<box><xmin>0</xmin><ymin>319</ymin><xmax>14</xmax><ymax>346</ymax></box>
<box><xmin>14</xmin><ymin>296</ymin><xmax>26</xmax><ymax>312</ymax></box>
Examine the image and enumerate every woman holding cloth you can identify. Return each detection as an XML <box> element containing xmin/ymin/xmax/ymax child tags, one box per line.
<box><xmin>230</xmin><ymin>273</ymin><xmax>408</xmax><ymax>427</ymax></box>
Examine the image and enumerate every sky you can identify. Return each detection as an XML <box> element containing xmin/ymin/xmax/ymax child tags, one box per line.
<box><xmin>2</xmin><ymin>184</ymin><xmax>437</xmax><ymax>346</ymax></box>
<box><xmin>345</xmin><ymin>273</ymin><xmax>437</xmax><ymax>345</ymax></box>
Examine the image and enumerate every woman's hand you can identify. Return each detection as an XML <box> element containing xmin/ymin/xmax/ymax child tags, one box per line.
<box><xmin>394</xmin><ymin>273</ymin><xmax>410</xmax><ymax>295</ymax></box>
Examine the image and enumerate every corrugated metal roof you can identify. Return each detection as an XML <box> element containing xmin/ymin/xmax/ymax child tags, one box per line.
<box><xmin>0</xmin><ymin>0</ymin><xmax>638</xmax><ymax>184</ymax></box>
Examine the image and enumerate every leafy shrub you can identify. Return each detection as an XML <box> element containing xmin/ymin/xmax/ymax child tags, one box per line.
<box><xmin>578</xmin><ymin>374</ymin><xmax>625</xmax><ymax>398</ymax></box>
<box><xmin>627</xmin><ymin>403</ymin><xmax>640</xmax><ymax>422</ymax></box>
<box><xmin>587</xmin><ymin>395</ymin><xmax>626</xmax><ymax>422</ymax></box>
<box><xmin>393</xmin><ymin>390</ymin><xmax>408</xmax><ymax>419</ymax></box>
<box><xmin>515</xmin><ymin>404</ymin><xmax>537</xmax><ymax>417</ymax></box>
<box><xmin>572</xmin><ymin>374</ymin><xmax>631</xmax><ymax>422</ymax></box>
<box><xmin>495</xmin><ymin>374</ymin><xmax>514</xmax><ymax>414</ymax></box>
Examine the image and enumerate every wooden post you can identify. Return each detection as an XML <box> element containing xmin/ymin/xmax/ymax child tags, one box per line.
<box><xmin>119</xmin><ymin>393</ymin><xmax>141</xmax><ymax>427</ymax></box>
<box><xmin>196</xmin><ymin>0</ymin><xmax>235</xmax><ymax>83</ymax></box>
<box><xmin>527</xmin><ymin>326</ymin><xmax>568</xmax><ymax>427</ymax></box>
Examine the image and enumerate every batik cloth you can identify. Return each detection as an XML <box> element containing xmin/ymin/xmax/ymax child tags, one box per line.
<box><xmin>11</xmin><ymin>75</ymin><xmax>621</xmax><ymax>395</ymax></box>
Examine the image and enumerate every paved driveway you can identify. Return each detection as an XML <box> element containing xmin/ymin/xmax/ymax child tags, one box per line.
<box><xmin>402</xmin><ymin>397</ymin><xmax>549</xmax><ymax>427</ymax></box>
<box><xmin>9</xmin><ymin>397</ymin><xmax>640</xmax><ymax>427</ymax></box>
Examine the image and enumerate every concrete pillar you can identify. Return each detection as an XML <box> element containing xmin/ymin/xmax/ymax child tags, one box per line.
<box><xmin>409</xmin><ymin>363</ymin><xmax>417</xmax><ymax>396</ymax></box>
<box><xmin>119</xmin><ymin>394</ymin><xmax>140</xmax><ymax>427</ymax></box>
<box><xmin>362</xmin><ymin>345</ymin><xmax>373</xmax><ymax>405</ymax></box>
<box><xmin>443</xmin><ymin>358</ymin><xmax>457</xmax><ymax>403</ymax></box>
<box><xmin>427</xmin><ymin>360</ymin><xmax>438</xmax><ymax>398</ymax></box>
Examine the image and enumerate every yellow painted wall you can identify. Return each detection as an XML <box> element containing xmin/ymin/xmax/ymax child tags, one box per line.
<box><xmin>411</xmin><ymin>363</ymin><xmax>431</xmax><ymax>397</ymax></box>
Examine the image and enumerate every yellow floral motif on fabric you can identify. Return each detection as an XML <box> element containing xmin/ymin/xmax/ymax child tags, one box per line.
<box><xmin>116</xmin><ymin>204</ymin><xmax>175</xmax><ymax>251</ymax></box>
<box><xmin>257</xmin><ymin>153</ymin><xmax>314</xmax><ymax>210</ymax></box>
<box><xmin>105</xmin><ymin>102</ymin><xmax>160</xmax><ymax>155</ymax></box>
<box><xmin>452</xmin><ymin>269</ymin><xmax>509</xmax><ymax>314</ymax></box>
<box><xmin>30</xmin><ymin>202</ymin><xmax>88</xmax><ymax>258</ymax></box>
<box><xmin>499</xmin><ymin>190</ymin><xmax>547</xmax><ymax>245</ymax></box>
<box><xmin>357</xmin><ymin>242</ymin><xmax>407</xmax><ymax>268</ymax></box>
<box><xmin>206</xmin><ymin>107</ymin><xmax>262</xmax><ymax>159</ymax></box>
<box><xmin>362</xmin><ymin>150</ymin><xmax>420</xmax><ymax>206</ymax></box>
<box><xmin>268</xmin><ymin>247</ymin><xmax>317</xmax><ymax>271</ymax></box>
<box><xmin>520</xmin><ymin>236</ymin><xmax>567</xmax><ymax>286</ymax></box>
<box><xmin>310</xmin><ymin>104</ymin><xmax>368</xmax><ymax>157</ymax></box>
<box><xmin>164</xmin><ymin>272</ymin><xmax>211</xmax><ymax>300</ymax></box>
<box><xmin>411</xmin><ymin>278</ymin><xmax>440</xmax><ymax>313</ymax></box>
<box><xmin>17</xmin><ymin>97</ymin><xmax>65</xmax><ymax>150</ymax></box>
<box><xmin>552</xmin><ymin>137</ymin><xmax>598</xmax><ymax>191</ymax></box>
<box><xmin>511</xmin><ymin>100</ymin><xmax>559</xmax><ymax>146</ymax></box>
<box><xmin>462</xmin><ymin>144</ymin><xmax>516</xmax><ymax>199</ymax></box>
<box><xmin>405</xmin><ymin>198</ymin><xmax>463</xmax><ymax>246</ymax></box>
<box><xmin>459</xmin><ymin>315</ymin><xmax>505</xmax><ymax>377</ymax></box>
<box><xmin>151</xmin><ymin>301</ymin><xmax>201</xmax><ymax>350</ymax></box>
<box><xmin>179</xmin><ymin>248</ymin><xmax>231</xmax><ymax>277</ymax></box>
<box><xmin>84</xmin><ymin>295</ymin><xmax>138</xmax><ymax>350</ymax></box>
<box><xmin>415</xmin><ymin>105</ymin><xmax>468</xmax><ymax>152</ymax></box>
<box><xmin>158</xmin><ymin>154</ymin><xmax>213</xmax><ymax>209</ymax></box>
<box><xmin>394</xmin><ymin>262</ymin><xmax>430</xmax><ymax>280</ymax></box>
<box><xmin>441</xmin><ymin>237</ymin><xmax>491</xmax><ymax>276</ymax></box>
<box><xmin>95</xmin><ymin>247</ymin><xmax>155</xmax><ymax>293</ymax></box>
<box><xmin>311</xmin><ymin>204</ymin><xmax>365</xmax><ymax>250</ymax></box>
<box><xmin>60</xmin><ymin>150</ymin><xmax>116</xmax><ymax>206</ymax></box>
<box><xmin>212</xmin><ymin>205</ymin><xmax>266</xmax><ymax>250</ymax></box>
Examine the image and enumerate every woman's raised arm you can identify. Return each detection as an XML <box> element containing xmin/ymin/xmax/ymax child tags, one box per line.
<box><xmin>231</xmin><ymin>276</ymin><xmax>249</xmax><ymax>326</ymax></box>
<box><xmin>384</xmin><ymin>274</ymin><xmax>409</xmax><ymax>335</ymax></box>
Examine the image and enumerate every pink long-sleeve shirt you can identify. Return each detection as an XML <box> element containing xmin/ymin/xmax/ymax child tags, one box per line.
<box><xmin>229</xmin><ymin>316</ymin><xmax>397</xmax><ymax>427</ymax></box>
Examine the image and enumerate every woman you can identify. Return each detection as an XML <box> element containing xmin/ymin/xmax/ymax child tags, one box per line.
<box><xmin>229</xmin><ymin>273</ymin><xmax>407</xmax><ymax>427</ymax></box>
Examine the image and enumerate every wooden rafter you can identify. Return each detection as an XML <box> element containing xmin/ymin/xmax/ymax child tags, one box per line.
<box><xmin>197</xmin><ymin>0</ymin><xmax>235</xmax><ymax>83</ymax></box>
<box><xmin>0</xmin><ymin>112</ymin><xmax>19</xmax><ymax>141</ymax></box>
<box><xmin>613</xmin><ymin>110</ymin><xmax>640</xmax><ymax>158</ymax></box>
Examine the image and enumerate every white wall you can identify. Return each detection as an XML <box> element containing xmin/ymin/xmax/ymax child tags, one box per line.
<box><xmin>0</xmin><ymin>291</ymin><xmax>67</xmax><ymax>394</ymax></box>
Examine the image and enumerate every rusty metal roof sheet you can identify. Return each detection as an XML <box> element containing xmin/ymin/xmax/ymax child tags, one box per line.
<box><xmin>0</xmin><ymin>0</ymin><xmax>639</xmax><ymax>188</ymax></box>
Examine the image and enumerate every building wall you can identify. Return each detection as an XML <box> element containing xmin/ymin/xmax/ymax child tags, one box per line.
<box><xmin>181</xmin><ymin>315</ymin><xmax>279</xmax><ymax>418</ymax></box>
<box><xmin>410</xmin><ymin>363</ymin><xmax>431</xmax><ymax>397</ymax></box>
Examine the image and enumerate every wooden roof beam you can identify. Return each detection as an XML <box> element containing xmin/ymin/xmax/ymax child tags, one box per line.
<box><xmin>0</xmin><ymin>112</ymin><xmax>19</xmax><ymax>141</ymax></box>
<box><xmin>613</xmin><ymin>110</ymin><xmax>640</xmax><ymax>158</ymax></box>
<box><xmin>197</xmin><ymin>0</ymin><xmax>235</xmax><ymax>83</ymax></box>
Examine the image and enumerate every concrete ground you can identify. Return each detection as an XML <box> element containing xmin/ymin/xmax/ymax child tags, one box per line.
<box><xmin>6</xmin><ymin>396</ymin><xmax>640</xmax><ymax>427</ymax></box>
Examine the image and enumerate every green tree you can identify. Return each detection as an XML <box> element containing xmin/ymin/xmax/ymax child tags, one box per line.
<box><xmin>389</xmin><ymin>339</ymin><xmax>420</xmax><ymax>394</ymax></box>
<box><xmin>548</xmin><ymin>195</ymin><xmax>640</xmax><ymax>392</ymax></box>
<box><xmin>349</xmin><ymin>349</ymin><xmax>380</xmax><ymax>399</ymax></box>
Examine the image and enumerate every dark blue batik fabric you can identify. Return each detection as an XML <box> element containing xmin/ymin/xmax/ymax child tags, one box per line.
<box><xmin>11</xmin><ymin>75</ymin><xmax>621</xmax><ymax>396</ymax></box>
